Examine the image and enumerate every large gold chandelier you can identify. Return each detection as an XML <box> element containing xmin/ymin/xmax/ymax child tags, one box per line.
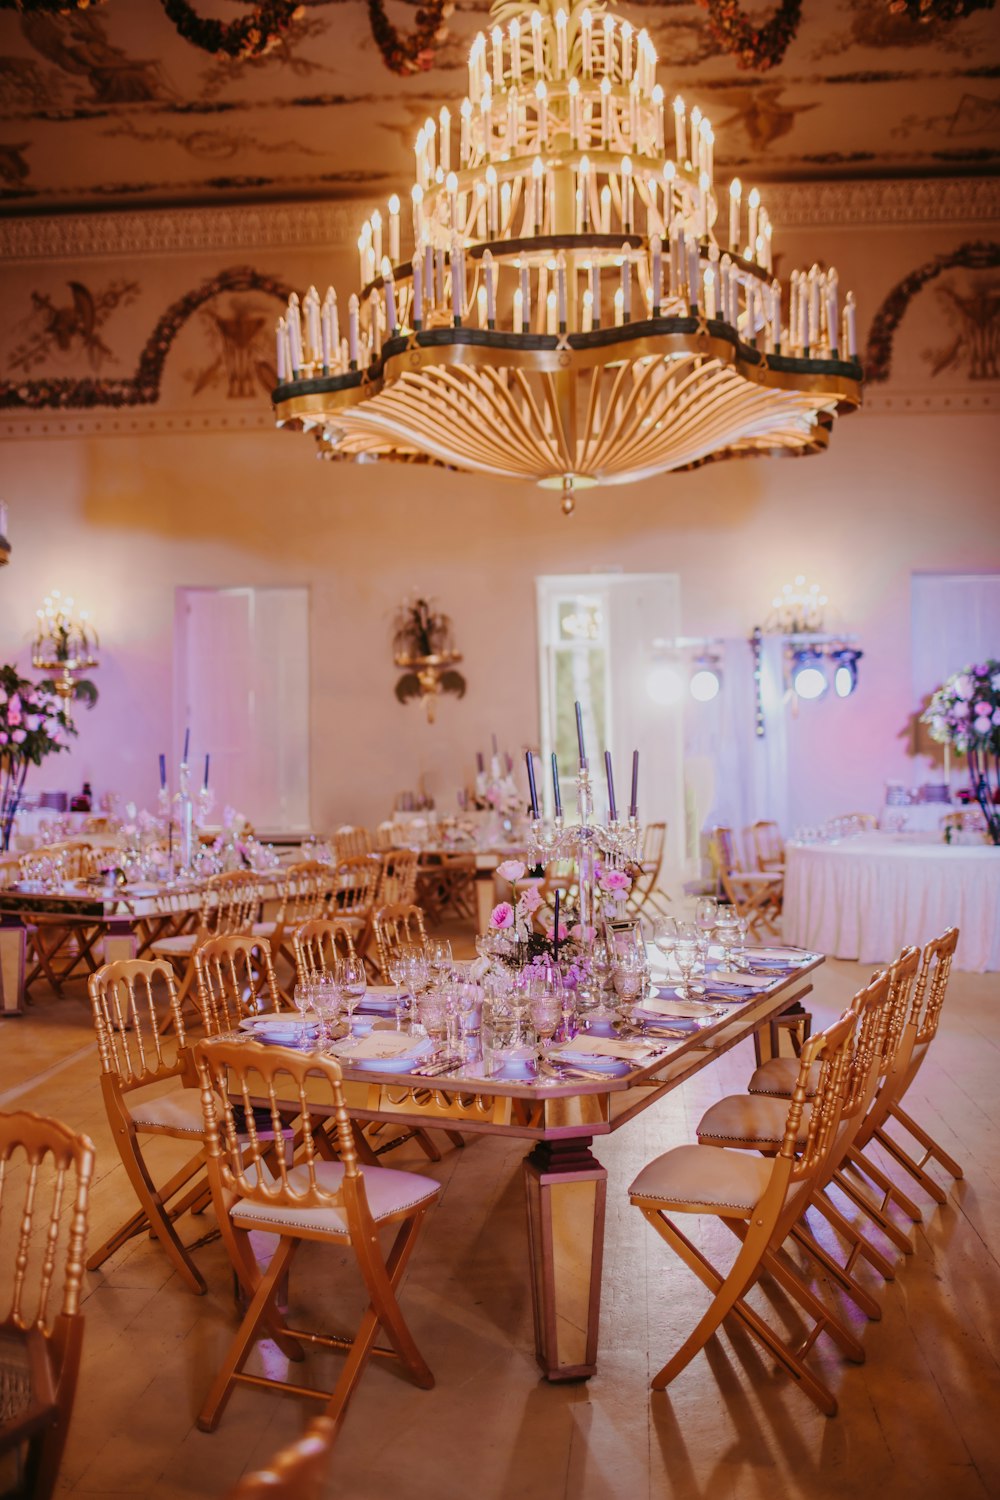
<box><xmin>272</xmin><ymin>0</ymin><xmax>862</xmax><ymax>512</ymax></box>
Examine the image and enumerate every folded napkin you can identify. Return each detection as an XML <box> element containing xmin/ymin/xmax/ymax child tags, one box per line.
<box><xmin>747</xmin><ymin>947</ymin><xmax>810</xmax><ymax>963</ymax></box>
<box><xmin>644</xmin><ymin>995</ymin><xmax>723</xmax><ymax>1018</ymax></box>
<box><xmin>555</xmin><ymin>1035</ymin><xmax>655</xmax><ymax>1062</ymax></box>
<box><xmin>709</xmin><ymin>971</ymin><xmax>774</xmax><ymax>990</ymax></box>
<box><xmin>331</xmin><ymin>1033</ymin><xmax>430</xmax><ymax>1062</ymax></box>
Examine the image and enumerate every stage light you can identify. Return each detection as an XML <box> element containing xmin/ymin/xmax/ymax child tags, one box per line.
<box><xmin>690</xmin><ymin>657</ymin><xmax>722</xmax><ymax>702</ymax></box>
<box><xmin>646</xmin><ymin>661</ymin><xmax>685</xmax><ymax>706</ymax></box>
<box><xmin>833</xmin><ymin>647</ymin><xmax>862</xmax><ymax>698</ymax></box>
<box><xmin>791</xmin><ymin>650</ymin><xmax>828</xmax><ymax>700</ymax></box>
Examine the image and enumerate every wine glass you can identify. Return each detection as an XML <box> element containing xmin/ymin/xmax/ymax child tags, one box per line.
<box><xmin>674</xmin><ymin>937</ymin><xmax>703</xmax><ymax>1000</ymax></box>
<box><xmin>416</xmin><ymin>990</ymin><xmax>449</xmax><ymax>1053</ymax></box>
<box><xmin>387</xmin><ymin>951</ymin><xmax>410</xmax><ymax>1031</ymax></box>
<box><xmin>529</xmin><ymin>986</ymin><xmax>562</xmax><ymax>1066</ymax></box>
<box><xmin>338</xmin><ymin>955</ymin><xmax>367</xmax><ymax>1045</ymax></box>
<box><xmin>652</xmin><ymin>915</ymin><xmax>679</xmax><ymax>973</ymax></box>
<box><xmin>313</xmin><ymin>972</ymin><xmax>342</xmax><ymax>1046</ymax></box>
<box><xmin>694</xmin><ymin>896</ymin><xmax>718</xmax><ymax>941</ymax></box>
<box><xmin>427</xmin><ymin>937</ymin><xmax>453</xmax><ymax>981</ymax></box>
<box><xmin>612</xmin><ymin>948</ymin><xmax>646</xmax><ymax>1027</ymax></box>
<box><xmin>292</xmin><ymin>974</ymin><xmax>318</xmax><ymax>1043</ymax></box>
<box><xmin>714</xmin><ymin>905</ymin><xmax>739</xmax><ymax>969</ymax></box>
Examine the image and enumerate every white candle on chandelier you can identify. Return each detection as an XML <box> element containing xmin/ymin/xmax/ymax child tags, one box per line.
<box><xmin>590</xmin><ymin>259</ymin><xmax>601</xmax><ymax>325</ymax></box>
<box><xmin>423</xmin><ymin>240</ymin><xmax>434</xmax><ymax>307</ymax></box>
<box><xmin>621</xmin><ymin>19</ymin><xmax>633</xmax><ymax>80</ymax></box>
<box><xmin>599</xmin><ymin>75</ymin><xmax>611</xmax><ymax>144</ymax></box>
<box><xmin>844</xmin><ymin>290</ymin><xmax>857</xmax><ymax>357</ymax></box>
<box><xmin>582</xmin><ymin>285</ymin><xmax>594</xmax><ymax>332</ymax></box>
<box><xmin>513</xmin><ymin>284</ymin><xmax>524</xmax><ymax>334</ymax></box>
<box><xmin>603</xmin><ymin>14</ymin><xmax>614</xmax><ymax>75</ymax></box>
<box><xmin>520</xmin><ymin>259</ymin><xmax>531</xmax><ymax>326</ymax></box>
<box><xmin>687</xmin><ymin>240</ymin><xmax>700</xmax><ymax>307</ymax></box>
<box><xmin>500</xmin><ymin>180</ymin><xmax>512</xmax><ymax>232</ymax></box>
<box><xmin>491</xmin><ymin>25</ymin><xmax>504</xmax><ymax>87</ymax></box>
<box><xmin>650</xmin><ymin>232</ymin><xmax>663</xmax><ymax>314</ymax></box>
<box><xmin>414</xmin><ymin>128</ymin><xmax>425</xmax><ymax>188</ymax></box>
<box><xmin>370</xmin><ymin>209</ymin><xmax>383</xmax><ymax>265</ymax></box>
<box><xmin>477</xmin><ymin>284</ymin><xmax>487</xmax><ymax>328</ymax></box>
<box><xmin>474</xmin><ymin>180</ymin><xmax>487</xmax><ymax>237</ymax></box>
<box><xmin>546</xmin><ymin>289</ymin><xmax>557</xmax><ymax>335</ymax></box>
<box><xmin>324</xmin><ymin>287</ymin><xmax>339</xmax><ymax>364</ymax></box>
<box><xmin>507</xmin><ymin>85</ymin><xmax>519</xmax><ymax>150</ymax></box>
<box><xmin>357</xmin><ymin>232</ymin><xmax>368</xmax><ymax>287</ymax></box>
<box><xmin>556</xmin><ymin>250</ymin><xmax>568</xmax><ymax>328</ymax></box>
<box><xmin>672</xmin><ymin>219</ymin><xmax>684</xmax><ymax>298</ymax></box>
<box><xmin>555</xmin><ymin>8</ymin><xmax>568</xmax><ymax>75</ymax></box>
<box><xmin>613</xmin><ymin>285</ymin><xmax>624</xmax><ymax>326</ymax></box>
<box><xmin>647</xmin><ymin>178</ymin><xmax>659</xmax><ymax>235</ymax></box>
<box><xmin>435</xmin><ymin>245</ymin><xmax>445</xmax><ymax>306</ymax></box>
<box><xmin>628</xmin><ymin>80</ymin><xmax>639</xmax><ymax>145</ymax></box>
<box><xmin>304</xmin><ymin>285</ymin><xmax>321</xmax><ymax>360</ymax></box>
<box><xmin>719</xmin><ymin>254</ymin><xmax>732</xmax><ymax>323</ymax></box>
<box><xmin>451</xmin><ymin>237</ymin><xmax>465</xmax><ymax>323</ymax></box>
<box><xmin>387</xmin><ymin>195</ymin><xmax>400</xmax><ymax>262</ymax></box>
<box><xmin>348</xmin><ymin>293</ymin><xmax>359</xmax><ymax>367</ymax></box>
<box><xmin>703</xmin><ymin>265</ymin><xmax>716</xmax><ymax>321</ymax></box>
<box><xmin>276</xmin><ymin>317</ymin><xmax>287</xmax><ymax>380</ymax></box>
<box><xmin>411</xmin><ymin>253</ymin><xmax>423</xmax><ymax>327</ymax></box>
<box><xmin>747</xmin><ymin>187</ymin><xmax>760</xmax><ymax>258</ymax></box>
<box><xmin>438</xmin><ymin>106</ymin><xmax>450</xmax><ymax>173</ymax></box>
<box><xmin>535</xmin><ymin>79</ymin><xmax>548</xmax><ymax>147</ymax></box>
<box><xmin>486</xmin><ymin>164</ymin><xmax>499</xmax><ymax>234</ymax></box>
<box><xmin>673</xmin><ymin>96</ymin><xmax>686</xmax><ymax>163</ymax></box>
<box><xmin>531</xmin><ymin>9</ymin><xmax>543</xmax><ymax>74</ymax></box>
<box><xmin>600</xmin><ymin>183</ymin><xmax>611</xmax><ymax>234</ymax></box>
<box><xmin>621</xmin><ymin>155</ymin><xmax>634</xmax><ymax>232</ymax></box>
<box><xmin>663</xmin><ymin>158</ymin><xmax>676</xmax><ymax>218</ymax></box>
<box><xmin>770</xmin><ymin>279</ymin><xmax>782</xmax><ymax>349</ymax></box>
<box><xmin>482</xmin><ymin>248</ymin><xmax>496</xmax><ymax>326</ymax></box>
<box><xmin>826</xmin><ymin>269</ymin><xmax>839</xmax><ymax>353</ymax></box>
<box><xmin>509</xmin><ymin>17</ymin><xmax>522</xmax><ymax>82</ymax></box>
<box><xmin>701</xmin><ymin>120</ymin><xmax>714</xmax><ymax>178</ymax></box>
<box><xmin>381</xmin><ymin>259</ymin><xmax>398</xmax><ymax>334</ymax></box>
<box><xmin>446</xmin><ymin>171</ymin><xmax>459</xmax><ymax>230</ymax></box>
<box><xmin>460</xmin><ymin>97</ymin><xmax>472</xmax><ymax>164</ymax></box>
<box><xmin>578</xmin><ymin>155</ymin><xmax>590</xmax><ymax>229</ymax></box>
<box><xmin>532</xmin><ymin>154</ymin><xmax>545</xmax><ymax>230</ymax></box>
<box><xmin>581</xmin><ymin>7</ymin><xmax>593</xmax><ymax>75</ymax></box>
<box><xmin>481</xmin><ymin>83</ymin><xmax>492</xmax><ymax>157</ymax></box>
<box><xmin>636</xmin><ymin>28</ymin><xmax>648</xmax><ymax>91</ymax></box>
<box><xmin>652</xmin><ymin>83</ymin><xmax>665</xmax><ymax>152</ymax></box>
<box><xmin>808</xmin><ymin>264</ymin><xmax>820</xmax><ymax>350</ymax></box>
<box><xmin>699</xmin><ymin>170</ymin><xmax>710</xmax><ymax>238</ymax></box>
<box><xmin>620</xmin><ymin>247</ymin><xmax>631</xmax><ymax>321</ymax></box>
<box><xmin>788</xmin><ymin>270</ymin><xmax>799</xmax><ymax>348</ymax></box>
<box><xmin>689</xmin><ymin>105</ymin><xmax>701</xmax><ymax>167</ymax></box>
<box><xmin>568</xmin><ymin>76</ymin><xmax>580</xmax><ymax>143</ymax></box>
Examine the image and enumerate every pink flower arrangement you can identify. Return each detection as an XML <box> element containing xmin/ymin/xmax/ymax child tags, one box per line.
<box><xmin>923</xmin><ymin>661</ymin><xmax>1000</xmax><ymax>756</ymax></box>
<box><xmin>598</xmin><ymin>868</ymin><xmax>631</xmax><ymax>894</ymax></box>
<box><xmin>0</xmin><ymin>664</ymin><xmax>78</xmax><ymax>851</ymax></box>
<box><xmin>489</xmin><ymin>901</ymin><xmax>515</xmax><ymax>929</ymax></box>
<box><xmin>496</xmin><ymin>859</ymin><xmax>527</xmax><ymax>883</ymax></box>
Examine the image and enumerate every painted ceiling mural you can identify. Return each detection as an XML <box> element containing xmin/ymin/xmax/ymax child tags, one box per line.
<box><xmin>0</xmin><ymin>0</ymin><xmax>997</xmax><ymax>211</ymax></box>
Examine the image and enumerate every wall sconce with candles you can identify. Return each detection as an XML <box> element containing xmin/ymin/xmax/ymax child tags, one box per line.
<box><xmin>32</xmin><ymin>590</ymin><xmax>99</xmax><ymax>705</ymax></box>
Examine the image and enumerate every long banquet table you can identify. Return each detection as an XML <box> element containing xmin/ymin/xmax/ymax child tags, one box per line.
<box><xmin>305</xmin><ymin>956</ymin><xmax>821</xmax><ymax>1383</ymax></box>
<box><xmin>783</xmin><ymin>831</ymin><xmax>1000</xmax><ymax>972</ymax></box>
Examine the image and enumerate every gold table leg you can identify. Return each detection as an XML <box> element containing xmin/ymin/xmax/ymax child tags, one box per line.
<box><xmin>0</xmin><ymin>922</ymin><xmax>25</xmax><ymax>1015</ymax></box>
<box><xmin>523</xmin><ymin>1137</ymin><xmax>607</xmax><ymax>1381</ymax></box>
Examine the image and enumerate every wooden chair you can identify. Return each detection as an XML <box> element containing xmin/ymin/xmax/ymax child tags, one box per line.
<box><xmin>86</xmin><ymin>959</ymin><xmax>210</xmax><ymax>1294</ymax></box>
<box><xmin>254</xmin><ymin>861</ymin><xmax>337</xmax><ymax>1000</ymax></box>
<box><xmin>749</xmin><ymin>819</ymin><xmax>785</xmax><ymax>873</ymax></box>
<box><xmin>696</xmin><ymin>969</ymin><xmax>896</xmax><ymax>1321</ymax></box>
<box><xmin>626</xmin><ymin>821</ymin><xmax>670</xmax><ymax>920</ymax></box>
<box><xmin>291</xmin><ymin>918</ymin><xmax>357</xmax><ymax>986</ymax></box>
<box><xmin>195</xmin><ymin>933</ymin><xmax>283</xmax><ymax>1035</ymax></box>
<box><xmin>376</xmin><ymin>848</ymin><xmax>419</xmax><ymax>908</ymax></box>
<box><xmin>192</xmin><ymin>1037</ymin><xmax>441</xmax><ymax>1434</ymax></box>
<box><xmin>330</xmin><ymin>856</ymin><xmax>381</xmax><ymax>961</ymax></box>
<box><xmin>869</xmin><ymin>926</ymin><xmax>963</xmax><ymax>1205</ymax></box>
<box><xmin>0</xmin><ymin>1109</ymin><xmax>94</xmax><ymax>1500</ymax></box>
<box><xmin>415</xmin><ymin>852</ymin><xmax>477</xmax><ymax>924</ymax></box>
<box><xmin>150</xmin><ymin>870</ymin><xmax>263</xmax><ymax>1018</ymax></box>
<box><xmin>226</xmin><ymin>1416</ymin><xmax>336</xmax><ymax>1500</ymax></box>
<box><xmin>333</xmin><ymin>826</ymin><xmax>372</xmax><ymax>863</ymax></box>
<box><xmin>709</xmin><ymin>826</ymin><xmax>782</xmax><ymax>938</ymax></box>
<box><xmin>629</xmin><ymin>1007</ymin><xmax>861</xmax><ymax>1415</ymax></box>
<box><xmin>19</xmin><ymin>842</ymin><xmax>105</xmax><ymax>997</ymax></box>
<box><xmin>372</xmin><ymin>903</ymin><xmax>428</xmax><ymax>979</ymax></box>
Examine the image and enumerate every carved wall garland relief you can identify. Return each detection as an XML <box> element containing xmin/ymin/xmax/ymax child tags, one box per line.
<box><xmin>864</xmin><ymin>239</ymin><xmax>1000</xmax><ymax>382</ymax></box>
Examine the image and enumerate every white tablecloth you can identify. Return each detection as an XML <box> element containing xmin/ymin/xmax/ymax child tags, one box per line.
<box><xmin>784</xmin><ymin>833</ymin><xmax>1000</xmax><ymax>973</ymax></box>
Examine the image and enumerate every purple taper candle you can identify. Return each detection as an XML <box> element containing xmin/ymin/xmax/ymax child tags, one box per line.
<box><xmin>551</xmin><ymin>752</ymin><xmax>562</xmax><ymax>819</ymax></box>
<box><xmin>553</xmin><ymin>888</ymin><xmax>561</xmax><ymax>962</ymax></box>
<box><xmin>159</xmin><ymin>753</ymin><xmax>166</xmax><ymax>789</ymax></box>
<box><xmin>492</xmin><ymin>732</ymin><xmax>499</xmax><ymax>756</ymax></box>
<box><xmin>182</xmin><ymin>726</ymin><xmax>190</xmax><ymax>764</ymax></box>
<box><xmin>574</xmin><ymin>700</ymin><xmax>587</xmax><ymax>768</ymax></box>
<box><xmin>476</xmin><ymin>751</ymin><xmax>485</xmax><ymax>773</ymax></box>
<box><xmin>203</xmin><ymin>753</ymin><xmax>210</xmax><ymax>791</ymax></box>
<box><xmin>525</xmin><ymin>750</ymin><xmax>539</xmax><ymax>818</ymax></box>
<box><xmin>629</xmin><ymin>749</ymin><xmax>639</xmax><ymax>819</ymax></box>
<box><xmin>604</xmin><ymin>749</ymin><xmax>617</xmax><ymax>822</ymax></box>
<box><xmin>504</xmin><ymin>751</ymin><xmax>513</xmax><ymax>775</ymax></box>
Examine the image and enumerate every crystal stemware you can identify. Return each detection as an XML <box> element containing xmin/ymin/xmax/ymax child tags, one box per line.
<box><xmin>338</xmin><ymin>955</ymin><xmax>367</xmax><ymax>1046</ymax></box>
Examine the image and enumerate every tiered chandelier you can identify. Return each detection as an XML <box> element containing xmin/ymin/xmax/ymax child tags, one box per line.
<box><xmin>272</xmin><ymin>0</ymin><xmax>862</xmax><ymax>512</ymax></box>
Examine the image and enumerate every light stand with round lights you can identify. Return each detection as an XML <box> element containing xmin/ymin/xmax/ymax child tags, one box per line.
<box><xmin>784</xmin><ymin>635</ymin><xmax>862</xmax><ymax>706</ymax></box>
<box><xmin>690</xmin><ymin>653</ymin><xmax>723</xmax><ymax>703</ymax></box>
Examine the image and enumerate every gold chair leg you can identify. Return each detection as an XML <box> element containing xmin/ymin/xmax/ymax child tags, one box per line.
<box><xmin>95</xmin><ymin>1131</ymin><xmax>207</xmax><ymax>1294</ymax></box>
<box><xmin>811</xmin><ymin>1190</ymin><xmax>897</xmax><ymax>1282</ymax></box>
<box><xmin>840</xmin><ymin>1145</ymin><xmax>923</xmax><ymax>1227</ymax></box>
<box><xmin>874</xmin><ymin>1124</ymin><xmax>948</xmax><ymax>1205</ymax></box>
<box><xmin>755</xmin><ymin>1241</ymin><xmax>865</xmax><ymax>1363</ymax></box>
<box><xmin>788</xmin><ymin>1218</ymin><xmax>882</xmax><ymax>1321</ymax></box>
<box><xmin>887</xmin><ymin>1103</ymin><xmax>965</xmax><ymax>1181</ymax></box>
<box><xmin>198</xmin><ymin>1235</ymin><xmax>298</xmax><ymax>1431</ymax></box>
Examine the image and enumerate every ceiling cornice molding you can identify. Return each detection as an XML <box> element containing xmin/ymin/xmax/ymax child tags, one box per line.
<box><xmin>1</xmin><ymin>177</ymin><xmax>997</xmax><ymax>263</ymax></box>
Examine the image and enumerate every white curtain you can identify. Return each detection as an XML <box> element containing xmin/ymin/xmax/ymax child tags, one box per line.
<box><xmin>911</xmin><ymin>572</ymin><xmax>1000</xmax><ymax>702</ymax></box>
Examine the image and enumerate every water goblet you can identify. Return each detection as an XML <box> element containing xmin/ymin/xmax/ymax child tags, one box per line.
<box><xmin>674</xmin><ymin>937</ymin><xmax>702</xmax><ymax>1001</ymax></box>
<box><xmin>416</xmin><ymin>991</ymin><xmax>449</xmax><ymax>1054</ymax></box>
<box><xmin>612</xmin><ymin>949</ymin><xmax>646</xmax><ymax>1027</ymax></box>
<box><xmin>338</xmin><ymin>955</ymin><xmax>367</xmax><ymax>1046</ymax></box>
<box><xmin>694</xmin><ymin>896</ymin><xmax>718</xmax><ymax>940</ymax></box>
<box><xmin>652</xmin><ymin>915</ymin><xmax>679</xmax><ymax>974</ymax></box>
<box><xmin>714</xmin><ymin>906</ymin><xmax>739</xmax><ymax>968</ymax></box>
<box><xmin>313</xmin><ymin>972</ymin><xmax>342</xmax><ymax>1046</ymax></box>
<box><xmin>427</xmin><ymin>937</ymin><xmax>453</xmax><ymax>980</ymax></box>
<box><xmin>292</xmin><ymin>974</ymin><xmax>318</xmax><ymax>1044</ymax></box>
<box><xmin>387</xmin><ymin>952</ymin><xmax>410</xmax><ymax>1031</ymax></box>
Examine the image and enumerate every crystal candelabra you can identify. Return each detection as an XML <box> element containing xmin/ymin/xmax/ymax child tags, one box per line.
<box><xmin>272</xmin><ymin>0</ymin><xmax>862</xmax><ymax>511</ymax></box>
<box><xmin>530</xmin><ymin>761</ymin><xmax>641</xmax><ymax>940</ymax></box>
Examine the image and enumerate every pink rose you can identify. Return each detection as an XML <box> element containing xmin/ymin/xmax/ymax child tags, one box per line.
<box><xmin>496</xmin><ymin>859</ymin><xmax>526</xmax><ymax>883</ymax></box>
<box><xmin>545</xmin><ymin>922</ymin><xmax>569</xmax><ymax>943</ymax></box>
<box><xmin>599</xmin><ymin>869</ymin><xmax>631</xmax><ymax>892</ymax></box>
<box><xmin>954</xmin><ymin>675</ymin><xmax>974</xmax><ymax>701</ymax></box>
<box><xmin>0</xmin><ymin>732</ymin><xmax>7</xmax><ymax>745</ymax></box>
<box><xmin>24</xmin><ymin>716</ymin><xmax>39</xmax><ymax>732</ymax></box>
<box><xmin>11</xmin><ymin>729</ymin><xmax>26</xmax><ymax>744</ymax></box>
<box><xmin>518</xmin><ymin>884</ymin><xmax>543</xmax><ymax>914</ymax></box>
<box><xmin>974</xmin><ymin>701</ymin><xmax>991</xmax><ymax>717</ymax></box>
<box><xmin>570</xmin><ymin>922</ymin><xmax>596</xmax><ymax>944</ymax></box>
<box><xmin>952</xmin><ymin>703</ymin><xmax>969</xmax><ymax>719</ymax></box>
<box><xmin>489</xmin><ymin>902</ymin><xmax>515</xmax><ymax>929</ymax></box>
<box><xmin>974</xmin><ymin>716</ymin><xmax>992</xmax><ymax>735</ymax></box>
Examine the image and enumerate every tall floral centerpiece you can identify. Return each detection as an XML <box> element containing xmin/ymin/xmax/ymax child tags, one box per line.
<box><xmin>0</xmin><ymin>667</ymin><xmax>77</xmax><ymax>850</ymax></box>
<box><xmin>922</xmin><ymin>660</ymin><xmax>1000</xmax><ymax>845</ymax></box>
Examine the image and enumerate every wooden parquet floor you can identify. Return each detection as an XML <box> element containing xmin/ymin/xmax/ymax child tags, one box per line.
<box><xmin>1</xmin><ymin>942</ymin><xmax>998</xmax><ymax>1500</ymax></box>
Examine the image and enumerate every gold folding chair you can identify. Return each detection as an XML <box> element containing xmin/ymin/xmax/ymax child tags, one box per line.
<box><xmin>86</xmin><ymin>959</ymin><xmax>210</xmax><ymax>1294</ymax></box>
<box><xmin>372</xmin><ymin>902</ymin><xmax>428</xmax><ymax>979</ymax></box>
<box><xmin>195</xmin><ymin>933</ymin><xmax>283</xmax><ymax>1035</ymax></box>
<box><xmin>226</xmin><ymin>1416</ymin><xmax>336</xmax><ymax>1500</ymax></box>
<box><xmin>291</xmin><ymin>918</ymin><xmax>357</xmax><ymax>987</ymax></box>
<box><xmin>749</xmin><ymin>819</ymin><xmax>785</xmax><ymax>873</ymax></box>
<box><xmin>696</xmin><ymin>969</ymin><xmax>896</xmax><ymax>1320</ymax></box>
<box><xmin>254</xmin><ymin>861</ymin><xmax>336</xmax><ymax>1000</ymax></box>
<box><xmin>150</xmin><ymin>870</ymin><xmax>263</xmax><ymax>1020</ymax></box>
<box><xmin>376</xmin><ymin>848</ymin><xmax>419</xmax><ymax>908</ymax></box>
<box><xmin>333</xmin><ymin>827</ymin><xmax>373</xmax><ymax>863</ymax></box>
<box><xmin>331</xmin><ymin>856</ymin><xmax>381</xmax><ymax>964</ymax></box>
<box><xmin>709</xmin><ymin>826</ymin><xmax>782</xmax><ymax>938</ymax></box>
<box><xmin>629</xmin><ymin>1008</ymin><xmax>861</xmax><ymax>1416</ymax></box>
<box><xmin>0</xmin><ymin>1109</ymin><xmax>94</xmax><ymax>1500</ymax></box>
<box><xmin>193</xmin><ymin>1037</ymin><xmax>441</xmax><ymax>1435</ymax></box>
<box><xmin>626</xmin><ymin>821</ymin><xmax>671</xmax><ymax>920</ymax></box>
<box><xmin>870</xmin><ymin>926</ymin><xmax>962</xmax><ymax>1204</ymax></box>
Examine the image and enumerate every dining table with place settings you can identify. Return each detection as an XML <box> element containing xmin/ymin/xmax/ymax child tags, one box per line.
<box><xmin>228</xmin><ymin>943</ymin><xmax>823</xmax><ymax>1383</ymax></box>
<box><xmin>783</xmin><ymin>830</ymin><xmax>1000</xmax><ymax>972</ymax></box>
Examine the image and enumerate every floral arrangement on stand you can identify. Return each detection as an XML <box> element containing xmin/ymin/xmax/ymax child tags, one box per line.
<box><xmin>922</xmin><ymin>660</ymin><xmax>1000</xmax><ymax>845</ymax></box>
<box><xmin>392</xmin><ymin>595</ymin><xmax>465</xmax><ymax>722</ymax></box>
<box><xmin>0</xmin><ymin>668</ymin><xmax>76</xmax><ymax>852</ymax></box>
<box><xmin>486</xmin><ymin>859</ymin><xmax>593</xmax><ymax>987</ymax></box>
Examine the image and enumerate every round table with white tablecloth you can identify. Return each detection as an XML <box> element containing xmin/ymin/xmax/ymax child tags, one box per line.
<box><xmin>783</xmin><ymin>832</ymin><xmax>1000</xmax><ymax>973</ymax></box>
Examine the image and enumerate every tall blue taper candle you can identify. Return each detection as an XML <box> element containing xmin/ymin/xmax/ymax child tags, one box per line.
<box><xmin>525</xmin><ymin>750</ymin><xmax>539</xmax><ymax>818</ymax></box>
<box><xmin>203</xmin><ymin>753</ymin><xmax>210</xmax><ymax>791</ymax></box>
<box><xmin>159</xmin><ymin>753</ymin><xmax>166</xmax><ymax>789</ymax></box>
<box><xmin>574</xmin><ymin>700</ymin><xmax>587</xmax><ymax>768</ymax></box>
<box><xmin>604</xmin><ymin>749</ymin><xmax>617</xmax><ymax>822</ymax></box>
<box><xmin>551</xmin><ymin>752</ymin><xmax>562</xmax><ymax>819</ymax></box>
<box><xmin>629</xmin><ymin>749</ymin><xmax>639</xmax><ymax>819</ymax></box>
<box><xmin>553</xmin><ymin>888</ymin><xmax>561</xmax><ymax>962</ymax></box>
<box><xmin>182</xmin><ymin>727</ymin><xmax>190</xmax><ymax>764</ymax></box>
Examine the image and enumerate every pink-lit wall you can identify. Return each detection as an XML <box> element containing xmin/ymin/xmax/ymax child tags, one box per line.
<box><xmin>0</xmin><ymin>182</ymin><xmax>998</xmax><ymax>837</ymax></box>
